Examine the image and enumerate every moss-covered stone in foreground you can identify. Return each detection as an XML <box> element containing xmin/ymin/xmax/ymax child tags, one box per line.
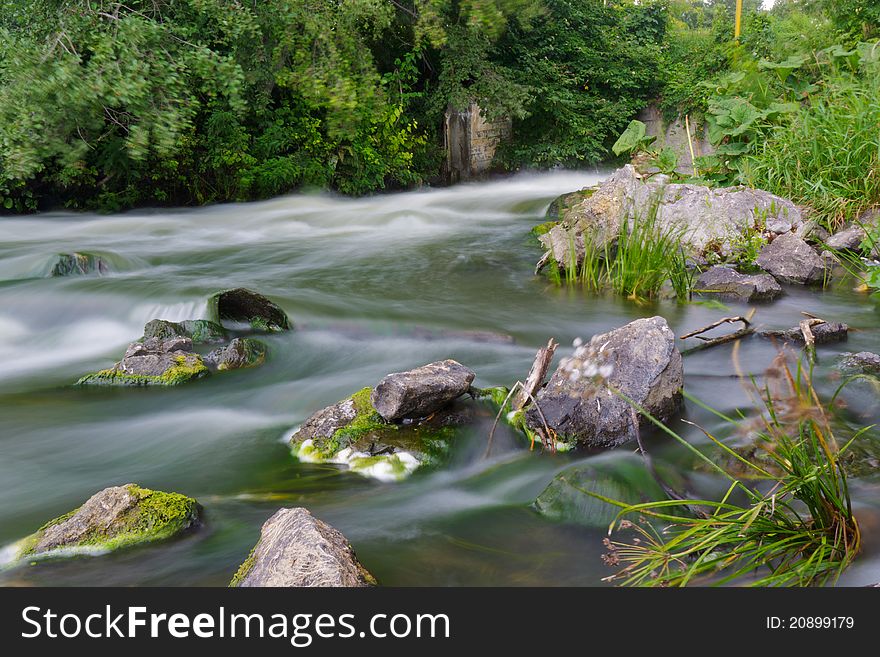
<box><xmin>289</xmin><ymin>387</ymin><xmax>463</xmax><ymax>481</ymax></box>
<box><xmin>11</xmin><ymin>484</ymin><xmax>201</xmax><ymax>562</ymax></box>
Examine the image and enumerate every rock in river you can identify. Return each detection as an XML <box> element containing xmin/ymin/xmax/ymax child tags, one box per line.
<box><xmin>755</xmin><ymin>232</ymin><xmax>830</xmax><ymax>285</ymax></box>
<box><xmin>290</xmin><ymin>386</ymin><xmax>470</xmax><ymax>481</ymax></box>
<box><xmin>370</xmin><ymin>359</ymin><xmax>475</xmax><ymax>421</ymax></box>
<box><xmin>204</xmin><ymin>337</ymin><xmax>266</xmax><ymax>371</ymax></box>
<box><xmin>77</xmin><ymin>336</ymin><xmax>209</xmax><ymax>386</ymax></box>
<box><xmin>536</xmin><ymin>165</ymin><xmax>801</xmax><ymax>272</ymax></box>
<box><xmin>525</xmin><ymin>316</ymin><xmax>683</xmax><ymax>450</ymax></box>
<box><xmin>824</xmin><ymin>225</ymin><xmax>867</xmax><ymax>252</ymax></box>
<box><xmin>760</xmin><ymin>321</ymin><xmax>849</xmax><ymax>345</ymax></box>
<box><xmin>6</xmin><ymin>485</ymin><xmax>200</xmax><ymax>563</ymax></box>
<box><xmin>695</xmin><ymin>266</ymin><xmax>783</xmax><ymax>302</ymax></box>
<box><xmin>209</xmin><ymin>288</ymin><xmax>292</xmax><ymax>332</ymax></box>
<box><xmin>230</xmin><ymin>508</ymin><xmax>375</xmax><ymax>587</ymax></box>
<box><xmin>48</xmin><ymin>252</ymin><xmax>109</xmax><ymax>277</ymax></box>
<box><xmin>838</xmin><ymin>351</ymin><xmax>880</xmax><ymax>376</ymax></box>
<box><xmin>142</xmin><ymin>318</ymin><xmax>228</xmax><ymax>344</ymax></box>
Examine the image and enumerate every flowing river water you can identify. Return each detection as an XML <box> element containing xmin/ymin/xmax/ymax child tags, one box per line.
<box><xmin>1</xmin><ymin>171</ymin><xmax>879</xmax><ymax>586</ymax></box>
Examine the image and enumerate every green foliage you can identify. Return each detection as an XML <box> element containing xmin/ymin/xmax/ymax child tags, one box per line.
<box><xmin>612</xmin><ymin>120</ymin><xmax>655</xmax><ymax>157</ymax></box>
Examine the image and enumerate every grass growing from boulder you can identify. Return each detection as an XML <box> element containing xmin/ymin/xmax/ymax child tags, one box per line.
<box><xmin>570</xmin><ymin>199</ymin><xmax>692</xmax><ymax>301</ymax></box>
<box><xmin>588</xmin><ymin>356</ymin><xmax>864</xmax><ymax>587</ymax></box>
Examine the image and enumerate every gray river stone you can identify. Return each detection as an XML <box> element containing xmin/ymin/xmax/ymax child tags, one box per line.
<box><xmin>761</xmin><ymin>321</ymin><xmax>849</xmax><ymax>345</ymax></box>
<box><xmin>825</xmin><ymin>225</ymin><xmax>867</xmax><ymax>252</ymax></box>
<box><xmin>696</xmin><ymin>266</ymin><xmax>783</xmax><ymax>302</ymax></box>
<box><xmin>525</xmin><ymin>316</ymin><xmax>683</xmax><ymax>450</ymax></box>
<box><xmin>209</xmin><ymin>288</ymin><xmax>292</xmax><ymax>332</ymax></box>
<box><xmin>755</xmin><ymin>232</ymin><xmax>829</xmax><ymax>285</ymax></box>
<box><xmin>838</xmin><ymin>352</ymin><xmax>880</xmax><ymax>376</ymax></box>
<box><xmin>370</xmin><ymin>359</ymin><xmax>475</xmax><ymax>421</ymax></box>
<box><xmin>49</xmin><ymin>252</ymin><xmax>109</xmax><ymax>277</ymax></box>
<box><xmin>19</xmin><ymin>484</ymin><xmax>200</xmax><ymax>558</ymax></box>
<box><xmin>142</xmin><ymin>318</ymin><xmax>229</xmax><ymax>344</ymax></box>
<box><xmin>230</xmin><ymin>508</ymin><xmax>375</xmax><ymax>587</ymax></box>
<box><xmin>204</xmin><ymin>337</ymin><xmax>266</xmax><ymax>371</ymax></box>
<box><xmin>77</xmin><ymin>337</ymin><xmax>208</xmax><ymax>386</ymax></box>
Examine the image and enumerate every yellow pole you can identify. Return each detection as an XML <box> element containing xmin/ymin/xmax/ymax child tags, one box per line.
<box><xmin>734</xmin><ymin>0</ymin><xmax>743</xmax><ymax>43</ymax></box>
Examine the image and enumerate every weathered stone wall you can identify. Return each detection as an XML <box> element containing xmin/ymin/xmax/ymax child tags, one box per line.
<box><xmin>444</xmin><ymin>102</ymin><xmax>511</xmax><ymax>183</ymax></box>
<box><xmin>636</xmin><ymin>105</ymin><xmax>714</xmax><ymax>175</ymax></box>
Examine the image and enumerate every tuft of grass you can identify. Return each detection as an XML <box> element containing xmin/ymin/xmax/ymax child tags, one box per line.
<box><xmin>574</xmin><ymin>196</ymin><xmax>693</xmax><ymax>301</ymax></box>
<box><xmin>588</xmin><ymin>354</ymin><xmax>863</xmax><ymax>587</ymax></box>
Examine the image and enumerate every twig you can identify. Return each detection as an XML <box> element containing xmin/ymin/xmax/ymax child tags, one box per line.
<box><xmin>512</xmin><ymin>338</ymin><xmax>557</xmax><ymax>411</ymax></box>
<box><xmin>800</xmin><ymin>318</ymin><xmax>824</xmax><ymax>362</ymax></box>
<box><xmin>680</xmin><ymin>315</ymin><xmax>752</xmax><ymax>340</ymax></box>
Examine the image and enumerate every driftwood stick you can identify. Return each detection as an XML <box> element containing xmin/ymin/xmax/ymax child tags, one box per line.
<box><xmin>800</xmin><ymin>318</ymin><xmax>824</xmax><ymax>361</ymax></box>
<box><xmin>681</xmin><ymin>327</ymin><xmax>755</xmax><ymax>355</ymax></box>
<box><xmin>512</xmin><ymin>338</ymin><xmax>558</xmax><ymax>411</ymax></box>
<box><xmin>679</xmin><ymin>315</ymin><xmax>752</xmax><ymax>340</ymax></box>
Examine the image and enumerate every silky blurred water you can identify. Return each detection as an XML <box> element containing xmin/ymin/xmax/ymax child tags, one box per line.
<box><xmin>0</xmin><ymin>171</ymin><xmax>878</xmax><ymax>586</ymax></box>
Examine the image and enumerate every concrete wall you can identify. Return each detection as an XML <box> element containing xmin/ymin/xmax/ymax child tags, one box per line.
<box><xmin>443</xmin><ymin>102</ymin><xmax>511</xmax><ymax>183</ymax></box>
<box><xmin>636</xmin><ymin>105</ymin><xmax>714</xmax><ymax>175</ymax></box>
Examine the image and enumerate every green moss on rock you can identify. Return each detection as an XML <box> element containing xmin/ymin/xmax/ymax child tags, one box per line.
<box><xmin>77</xmin><ymin>354</ymin><xmax>209</xmax><ymax>387</ymax></box>
<box><xmin>17</xmin><ymin>485</ymin><xmax>201</xmax><ymax>560</ymax></box>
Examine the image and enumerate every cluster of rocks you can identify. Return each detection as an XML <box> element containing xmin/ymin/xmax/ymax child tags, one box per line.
<box><xmin>289</xmin><ymin>360</ymin><xmax>478</xmax><ymax>481</ymax></box>
<box><xmin>77</xmin><ymin>288</ymin><xmax>283</xmax><ymax>386</ymax></box>
<box><xmin>6</xmin><ymin>485</ymin><xmax>373</xmax><ymax>588</ymax></box>
<box><xmin>537</xmin><ymin>165</ymin><xmax>876</xmax><ymax>303</ymax></box>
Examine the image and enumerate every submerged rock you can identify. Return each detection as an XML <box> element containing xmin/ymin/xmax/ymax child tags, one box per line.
<box><xmin>209</xmin><ymin>288</ymin><xmax>292</xmax><ymax>332</ymax></box>
<box><xmin>370</xmin><ymin>359</ymin><xmax>475</xmax><ymax>421</ymax></box>
<box><xmin>290</xmin><ymin>387</ymin><xmax>467</xmax><ymax>481</ymax></box>
<box><xmin>49</xmin><ymin>252</ymin><xmax>109</xmax><ymax>277</ymax></box>
<box><xmin>838</xmin><ymin>352</ymin><xmax>880</xmax><ymax>376</ymax></box>
<box><xmin>534</xmin><ymin>453</ymin><xmax>677</xmax><ymax>527</ymax></box>
<box><xmin>696</xmin><ymin>266</ymin><xmax>783</xmax><ymax>302</ymax></box>
<box><xmin>142</xmin><ymin>318</ymin><xmax>228</xmax><ymax>344</ymax></box>
<box><xmin>536</xmin><ymin>165</ymin><xmax>801</xmax><ymax>272</ymax></box>
<box><xmin>825</xmin><ymin>225</ymin><xmax>867</xmax><ymax>252</ymax></box>
<box><xmin>77</xmin><ymin>337</ymin><xmax>209</xmax><ymax>386</ymax></box>
<box><xmin>9</xmin><ymin>485</ymin><xmax>200</xmax><ymax>562</ymax></box>
<box><xmin>525</xmin><ymin>317</ymin><xmax>683</xmax><ymax>450</ymax></box>
<box><xmin>204</xmin><ymin>337</ymin><xmax>266</xmax><ymax>371</ymax></box>
<box><xmin>755</xmin><ymin>232</ymin><xmax>830</xmax><ymax>285</ymax></box>
<box><xmin>230</xmin><ymin>508</ymin><xmax>375</xmax><ymax>587</ymax></box>
<box><xmin>760</xmin><ymin>321</ymin><xmax>849</xmax><ymax>345</ymax></box>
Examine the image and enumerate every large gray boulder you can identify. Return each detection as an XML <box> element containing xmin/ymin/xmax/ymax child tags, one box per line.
<box><xmin>370</xmin><ymin>359</ymin><xmax>475</xmax><ymax>421</ymax></box>
<box><xmin>230</xmin><ymin>508</ymin><xmax>375</xmax><ymax>587</ymax></box>
<box><xmin>12</xmin><ymin>484</ymin><xmax>200</xmax><ymax>560</ymax></box>
<box><xmin>537</xmin><ymin>165</ymin><xmax>801</xmax><ymax>271</ymax></box>
<box><xmin>77</xmin><ymin>337</ymin><xmax>208</xmax><ymax>386</ymax></box>
<box><xmin>525</xmin><ymin>317</ymin><xmax>683</xmax><ymax>450</ymax></box>
<box><xmin>696</xmin><ymin>266</ymin><xmax>783</xmax><ymax>302</ymax></box>
<box><xmin>755</xmin><ymin>232</ymin><xmax>829</xmax><ymax>285</ymax></box>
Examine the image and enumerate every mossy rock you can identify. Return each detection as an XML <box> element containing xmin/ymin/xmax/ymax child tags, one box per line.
<box><xmin>545</xmin><ymin>188</ymin><xmax>596</xmax><ymax>221</ymax></box>
<box><xmin>205</xmin><ymin>337</ymin><xmax>267</xmax><ymax>372</ymax></box>
<box><xmin>10</xmin><ymin>484</ymin><xmax>201</xmax><ymax>562</ymax></box>
<box><xmin>531</xmin><ymin>221</ymin><xmax>559</xmax><ymax>239</ymax></box>
<box><xmin>142</xmin><ymin>318</ymin><xmax>229</xmax><ymax>344</ymax></box>
<box><xmin>290</xmin><ymin>387</ymin><xmax>466</xmax><ymax>480</ymax></box>
<box><xmin>208</xmin><ymin>288</ymin><xmax>292</xmax><ymax>332</ymax></box>
<box><xmin>77</xmin><ymin>351</ymin><xmax>209</xmax><ymax>386</ymax></box>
